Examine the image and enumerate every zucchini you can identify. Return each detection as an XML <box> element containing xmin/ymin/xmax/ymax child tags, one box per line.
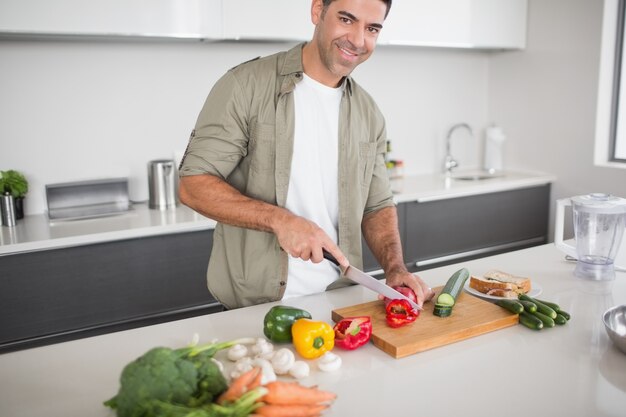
<box><xmin>535</xmin><ymin>298</ymin><xmax>560</xmax><ymax>312</ymax></box>
<box><xmin>557</xmin><ymin>309</ymin><xmax>571</xmax><ymax>321</ymax></box>
<box><xmin>519</xmin><ymin>311</ymin><xmax>543</xmax><ymax>330</ymax></box>
<box><xmin>554</xmin><ymin>314</ymin><xmax>567</xmax><ymax>325</ymax></box>
<box><xmin>531</xmin><ymin>311</ymin><xmax>556</xmax><ymax>328</ymax></box>
<box><xmin>436</xmin><ymin>268</ymin><xmax>470</xmax><ymax>307</ymax></box>
<box><xmin>518</xmin><ymin>300</ymin><xmax>537</xmax><ymax>313</ymax></box>
<box><xmin>433</xmin><ymin>268</ymin><xmax>470</xmax><ymax>317</ymax></box>
<box><xmin>433</xmin><ymin>304</ymin><xmax>453</xmax><ymax>317</ymax></box>
<box><xmin>519</xmin><ymin>294</ymin><xmax>557</xmax><ymax>319</ymax></box>
<box><xmin>495</xmin><ymin>299</ymin><xmax>524</xmax><ymax>314</ymax></box>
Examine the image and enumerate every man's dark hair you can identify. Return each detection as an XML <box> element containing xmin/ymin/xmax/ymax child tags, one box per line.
<box><xmin>322</xmin><ymin>0</ymin><xmax>392</xmax><ymax>18</ymax></box>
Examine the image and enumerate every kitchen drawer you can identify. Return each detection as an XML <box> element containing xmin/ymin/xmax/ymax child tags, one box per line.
<box><xmin>0</xmin><ymin>229</ymin><xmax>219</xmax><ymax>353</ymax></box>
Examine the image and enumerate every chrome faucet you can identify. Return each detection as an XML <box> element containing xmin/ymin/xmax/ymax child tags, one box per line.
<box><xmin>444</xmin><ymin>123</ymin><xmax>472</xmax><ymax>174</ymax></box>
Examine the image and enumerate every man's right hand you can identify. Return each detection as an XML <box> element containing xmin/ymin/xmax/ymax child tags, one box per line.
<box><xmin>272</xmin><ymin>213</ymin><xmax>348</xmax><ymax>268</ymax></box>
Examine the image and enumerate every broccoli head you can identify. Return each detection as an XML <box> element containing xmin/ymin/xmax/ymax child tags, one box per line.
<box><xmin>106</xmin><ymin>347</ymin><xmax>197</xmax><ymax>416</ymax></box>
<box><xmin>105</xmin><ymin>338</ymin><xmax>254</xmax><ymax>417</ymax></box>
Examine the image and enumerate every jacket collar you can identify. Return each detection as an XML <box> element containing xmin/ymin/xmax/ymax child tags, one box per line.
<box><xmin>281</xmin><ymin>42</ymin><xmax>354</xmax><ymax>95</ymax></box>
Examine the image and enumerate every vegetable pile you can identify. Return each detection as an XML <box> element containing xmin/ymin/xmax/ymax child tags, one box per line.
<box><xmin>105</xmin><ymin>337</ymin><xmax>337</xmax><ymax>417</ymax></box>
<box><xmin>495</xmin><ymin>294</ymin><xmax>571</xmax><ymax>330</ymax></box>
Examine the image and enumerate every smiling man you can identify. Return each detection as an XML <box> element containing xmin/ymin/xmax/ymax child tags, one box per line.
<box><xmin>178</xmin><ymin>0</ymin><xmax>433</xmax><ymax>309</ymax></box>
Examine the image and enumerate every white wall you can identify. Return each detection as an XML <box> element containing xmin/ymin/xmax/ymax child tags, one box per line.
<box><xmin>0</xmin><ymin>39</ymin><xmax>489</xmax><ymax>215</ymax></box>
<box><xmin>489</xmin><ymin>0</ymin><xmax>626</xmax><ymax>239</ymax></box>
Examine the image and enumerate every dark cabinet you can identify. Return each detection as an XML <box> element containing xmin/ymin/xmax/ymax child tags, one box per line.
<box><xmin>404</xmin><ymin>185</ymin><xmax>550</xmax><ymax>270</ymax></box>
<box><xmin>362</xmin><ymin>185</ymin><xmax>550</xmax><ymax>274</ymax></box>
<box><xmin>362</xmin><ymin>203</ymin><xmax>407</xmax><ymax>273</ymax></box>
<box><xmin>0</xmin><ymin>229</ymin><xmax>219</xmax><ymax>353</ymax></box>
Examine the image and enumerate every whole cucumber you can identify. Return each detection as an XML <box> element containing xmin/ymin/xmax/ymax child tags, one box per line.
<box><xmin>519</xmin><ymin>294</ymin><xmax>557</xmax><ymax>319</ymax></box>
<box><xmin>554</xmin><ymin>314</ymin><xmax>567</xmax><ymax>325</ymax></box>
<box><xmin>518</xmin><ymin>300</ymin><xmax>537</xmax><ymax>313</ymax></box>
<box><xmin>536</xmin><ymin>298</ymin><xmax>560</xmax><ymax>312</ymax></box>
<box><xmin>531</xmin><ymin>310</ymin><xmax>556</xmax><ymax>328</ymax></box>
<box><xmin>557</xmin><ymin>309</ymin><xmax>571</xmax><ymax>320</ymax></box>
<box><xmin>495</xmin><ymin>299</ymin><xmax>524</xmax><ymax>314</ymax></box>
<box><xmin>519</xmin><ymin>311</ymin><xmax>543</xmax><ymax>330</ymax></box>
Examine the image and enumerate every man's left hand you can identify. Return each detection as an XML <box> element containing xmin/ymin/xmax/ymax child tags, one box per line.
<box><xmin>381</xmin><ymin>269</ymin><xmax>435</xmax><ymax>307</ymax></box>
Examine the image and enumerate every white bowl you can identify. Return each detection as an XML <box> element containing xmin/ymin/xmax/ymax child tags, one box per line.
<box><xmin>603</xmin><ymin>304</ymin><xmax>626</xmax><ymax>354</ymax></box>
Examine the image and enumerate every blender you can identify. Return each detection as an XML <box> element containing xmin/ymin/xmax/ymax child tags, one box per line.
<box><xmin>555</xmin><ymin>193</ymin><xmax>626</xmax><ymax>281</ymax></box>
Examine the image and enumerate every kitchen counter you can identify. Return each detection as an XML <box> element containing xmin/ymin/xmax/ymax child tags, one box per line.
<box><xmin>0</xmin><ymin>202</ymin><xmax>216</xmax><ymax>255</ymax></box>
<box><xmin>1</xmin><ymin>243</ymin><xmax>623</xmax><ymax>417</ymax></box>
<box><xmin>0</xmin><ymin>170</ymin><xmax>554</xmax><ymax>256</ymax></box>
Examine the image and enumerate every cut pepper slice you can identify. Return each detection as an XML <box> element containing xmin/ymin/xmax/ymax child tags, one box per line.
<box><xmin>385</xmin><ymin>299</ymin><xmax>419</xmax><ymax>328</ymax></box>
<box><xmin>333</xmin><ymin>316</ymin><xmax>372</xmax><ymax>350</ymax></box>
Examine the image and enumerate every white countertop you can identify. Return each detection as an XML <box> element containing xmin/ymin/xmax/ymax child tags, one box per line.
<box><xmin>390</xmin><ymin>169</ymin><xmax>555</xmax><ymax>203</ymax></box>
<box><xmin>0</xmin><ymin>202</ymin><xmax>217</xmax><ymax>255</ymax></box>
<box><xmin>0</xmin><ymin>170</ymin><xmax>554</xmax><ymax>256</ymax></box>
<box><xmin>1</xmin><ymin>243</ymin><xmax>623</xmax><ymax>417</ymax></box>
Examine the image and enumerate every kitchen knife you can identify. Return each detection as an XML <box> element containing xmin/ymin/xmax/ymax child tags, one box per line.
<box><xmin>323</xmin><ymin>250</ymin><xmax>423</xmax><ymax>311</ymax></box>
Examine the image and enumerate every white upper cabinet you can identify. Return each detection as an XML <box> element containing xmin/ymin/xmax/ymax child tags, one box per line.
<box><xmin>222</xmin><ymin>0</ymin><xmax>312</xmax><ymax>41</ymax></box>
<box><xmin>0</xmin><ymin>0</ymin><xmax>222</xmax><ymax>39</ymax></box>
<box><xmin>378</xmin><ymin>0</ymin><xmax>528</xmax><ymax>49</ymax></box>
<box><xmin>0</xmin><ymin>0</ymin><xmax>527</xmax><ymax>49</ymax></box>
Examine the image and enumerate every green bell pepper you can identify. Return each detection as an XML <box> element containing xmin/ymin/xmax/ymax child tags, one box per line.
<box><xmin>263</xmin><ymin>305</ymin><xmax>312</xmax><ymax>343</ymax></box>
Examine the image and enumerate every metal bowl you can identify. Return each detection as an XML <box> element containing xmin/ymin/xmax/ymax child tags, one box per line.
<box><xmin>603</xmin><ymin>304</ymin><xmax>626</xmax><ymax>354</ymax></box>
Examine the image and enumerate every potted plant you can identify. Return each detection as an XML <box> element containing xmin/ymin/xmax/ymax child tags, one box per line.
<box><xmin>0</xmin><ymin>170</ymin><xmax>28</xmax><ymax>219</ymax></box>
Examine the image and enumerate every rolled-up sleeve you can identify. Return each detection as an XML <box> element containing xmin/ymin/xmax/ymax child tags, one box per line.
<box><xmin>180</xmin><ymin>71</ymin><xmax>249</xmax><ymax>180</ymax></box>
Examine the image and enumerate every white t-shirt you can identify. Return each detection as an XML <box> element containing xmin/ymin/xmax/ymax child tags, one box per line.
<box><xmin>282</xmin><ymin>73</ymin><xmax>343</xmax><ymax>299</ymax></box>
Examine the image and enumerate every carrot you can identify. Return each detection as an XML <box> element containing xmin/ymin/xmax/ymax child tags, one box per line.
<box><xmin>262</xmin><ymin>381</ymin><xmax>337</xmax><ymax>405</ymax></box>
<box><xmin>217</xmin><ymin>367</ymin><xmax>261</xmax><ymax>404</ymax></box>
<box><xmin>255</xmin><ymin>404</ymin><xmax>328</xmax><ymax>417</ymax></box>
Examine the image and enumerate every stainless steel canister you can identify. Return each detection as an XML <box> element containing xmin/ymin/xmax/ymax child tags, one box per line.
<box><xmin>1</xmin><ymin>193</ymin><xmax>16</xmax><ymax>226</ymax></box>
<box><xmin>148</xmin><ymin>160</ymin><xmax>178</xmax><ymax>210</ymax></box>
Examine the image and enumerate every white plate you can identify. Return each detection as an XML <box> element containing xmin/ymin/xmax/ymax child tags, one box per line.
<box><xmin>463</xmin><ymin>281</ymin><xmax>542</xmax><ymax>301</ymax></box>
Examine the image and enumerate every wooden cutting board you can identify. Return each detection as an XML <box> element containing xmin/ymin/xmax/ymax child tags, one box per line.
<box><xmin>331</xmin><ymin>286</ymin><xmax>518</xmax><ymax>359</ymax></box>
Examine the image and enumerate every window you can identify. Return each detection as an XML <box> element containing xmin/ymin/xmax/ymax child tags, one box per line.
<box><xmin>595</xmin><ymin>0</ymin><xmax>626</xmax><ymax>166</ymax></box>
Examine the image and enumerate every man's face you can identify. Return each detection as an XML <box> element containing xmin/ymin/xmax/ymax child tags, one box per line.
<box><xmin>311</xmin><ymin>0</ymin><xmax>386</xmax><ymax>81</ymax></box>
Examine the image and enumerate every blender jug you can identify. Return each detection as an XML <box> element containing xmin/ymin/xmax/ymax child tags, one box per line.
<box><xmin>555</xmin><ymin>193</ymin><xmax>626</xmax><ymax>280</ymax></box>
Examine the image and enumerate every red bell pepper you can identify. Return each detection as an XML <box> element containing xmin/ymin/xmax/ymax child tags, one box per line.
<box><xmin>385</xmin><ymin>299</ymin><xmax>419</xmax><ymax>328</ymax></box>
<box><xmin>333</xmin><ymin>316</ymin><xmax>372</xmax><ymax>350</ymax></box>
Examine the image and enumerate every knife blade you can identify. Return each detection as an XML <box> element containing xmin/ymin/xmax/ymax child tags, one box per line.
<box><xmin>323</xmin><ymin>250</ymin><xmax>423</xmax><ymax>311</ymax></box>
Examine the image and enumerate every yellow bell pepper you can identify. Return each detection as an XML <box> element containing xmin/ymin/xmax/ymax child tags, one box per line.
<box><xmin>291</xmin><ymin>318</ymin><xmax>335</xmax><ymax>359</ymax></box>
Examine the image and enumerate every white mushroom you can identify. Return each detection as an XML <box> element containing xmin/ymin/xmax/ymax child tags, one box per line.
<box><xmin>317</xmin><ymin>352</ymin><xmax>342</xmax><ymax>372</ymax></box>
<box><xmin>251</xmin><ymin>338</ymin><xmax>274</xmax><ymax>357</ymax></box>
<box><xmin>227</xmin><ymin>344</ymin><xmax>249</xmax><ymax>361</ymax></box>
<box><xmin>288</xmin><ymin>360</ymin><xmax>310</xmax><ymax>379</ymax></box>
<box><xmin>270</xmin><ymin>348</ymin><xmax>295</xmax><ymax>375</ymax></box>
<box><xmin>252</xmin><ymin>357</ymin><xmax>277</xmax><ymax>384</ymax></box>
<box><xmin>229</xmin><ymin>356</ymin><xmax>254</xmax><ymax>379</ymax></box>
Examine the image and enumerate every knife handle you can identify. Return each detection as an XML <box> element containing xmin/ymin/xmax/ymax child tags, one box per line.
<box><xmin>322</xmin><ymin>249</ymin><xmax>340</xmax><ymax>266</ymax></box>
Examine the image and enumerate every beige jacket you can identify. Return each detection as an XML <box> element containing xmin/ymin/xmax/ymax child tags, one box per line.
<box><xmin>179</xmin><ymin>43</ymin><xmax>394</xmax><ymax>308</ymax></box>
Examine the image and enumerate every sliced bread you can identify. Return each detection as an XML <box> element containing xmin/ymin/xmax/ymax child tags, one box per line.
<box><xmin>469</xmin><ymin>270</ymin><xmax>531</xmax><ymax>296</ymax></box>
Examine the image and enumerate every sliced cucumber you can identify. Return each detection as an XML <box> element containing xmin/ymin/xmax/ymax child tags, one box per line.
<box><xmin>433</xmin><ymin>268</ymin><xmax>470</xmax><ymax>317</ymax></box>
<box><xmin>495</xmin><ymin>299</ymin><xmax>524</xmax><ymax>314</ymax></box>
<box><xmin>436</xmin><ymin>293</ymin><xmax>455</xmax><ymax>307</ymax></box>
<box><xmin>433</xmin><ymin>304</ymin><xmax>453</xmax><ymax>317</ymax></box>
